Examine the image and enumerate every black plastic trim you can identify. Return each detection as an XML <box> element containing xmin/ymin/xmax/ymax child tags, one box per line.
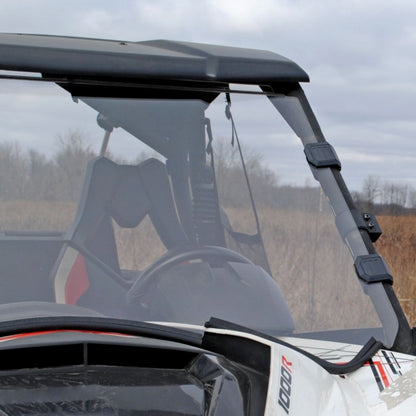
<box><xmin>0</xmin><ymin>316</ymin><xmax>202</xmax><ymax>347</ymax></box>
<box><xmin>0</xmin><ymin>343</ymin><xmax>197</xmax><ymax>371</ymax></box>
<box><xmin>203</xmin><ymin>331</ymin><xmax>270</xmax><ymax>375</ymax></box>
<box><xmin>304</xmin><ymin>142</ymin><xmax>341</xmax><ymax>170</ymax></box>
<box><xmin>0</xmin><ymin>34</ymin><xmax>309</xmax><ymax>84</ymax></box>
<box><xmin>205</xmin><ymin>318</ymin><xmax>383</xmax><ymax>375</ymax></box>
<box><xmin>355</xmin><ymin>254</ymin><xmax>393</xmax><ymax>284</ymax></box>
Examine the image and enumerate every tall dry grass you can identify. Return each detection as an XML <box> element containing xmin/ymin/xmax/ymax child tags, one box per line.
<box><xmin>375</xmin><ymin>216</ymin><xmax>416</xmax><ymax>326</ymax></box>
<box><xmin>1</xmin><ymin>201</ymin><xmax>415</xmax><ymax>328</ymax></box>
<box><xmin>0</xmin><ymin>200</ymin><xmax>166</xmax><ymax>271</ymax></box>
<box><xmin>225</xmin><ymin>207</ymin><xmax>416</xmax><ymax>328</ymax></box>
<box><xmin>0</xmin><ymin>200</ymin><xmax>76</xmax><ymax>230</ymax></box>
<box><xmin>226</xmin><ymin>207</ymin><xmax>381</xmax><ymax>332</ymax></box>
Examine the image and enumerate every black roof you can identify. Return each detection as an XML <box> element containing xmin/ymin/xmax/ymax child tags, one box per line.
<box><xmin>0</xmin><ymin>34</ymin><xmax>309</xmax><ymax>84</ymax></box>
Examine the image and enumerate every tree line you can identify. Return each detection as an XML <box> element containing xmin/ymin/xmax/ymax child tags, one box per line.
<box><xmin>0</xmin><ymin>132</ymin><xmax>96</xmax><ymax>201</ymax></box>
<box><xmin>0</xmin><ymin>132</ymin><xmax>414</xmax><ymax>216</ymax></box>
<box><xmin>352</xmin><ymin>175</ymin><xmax>416</xmax><ymax>215</ymax></box>
<box><xmin>0</xmin><ymin>133</ymin><xmax>281</xmax><ymax>207</ymax></box>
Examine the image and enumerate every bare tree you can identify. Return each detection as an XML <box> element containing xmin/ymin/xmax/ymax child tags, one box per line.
<box><xmin>408</xmin><ymin>187</ymin><xmax>416</xmax><ymax>210</ymax></box>
<box><xmin>26</xmin><ymin>149</ymin><xmax>57</xmax><ymax>200</ymax></box>
<box><xmin>0</xmin><ymin>142</ymin><xmax>28</xmax><ymax>200</ymax></box>
<box><xmin>381</xmin><ymin>181</ymin><xmax>409</xmax><ymax>215</ymax></box>
<box><xmin>214</xmin><ymin>141</ymin><xmax>279</xmax><ymax>207</ymax></box>
<box><xmin>54</xmin><ymin>130</ymin><xmax>97</xmax><ymax>201</ymax></box>
<box><xmin>361</xmin><ymin>175</ymin><xmax>381</xmax><ymax>211</ymax></box>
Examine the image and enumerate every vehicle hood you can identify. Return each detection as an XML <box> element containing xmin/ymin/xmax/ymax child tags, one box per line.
<box><xmin>202</xmin><ymin>323</ymin><xmax>416</xmax><ymax>416</ymax></box>
<box><xmin>0</xmin><ymin>315</ymin><xmax>414</xmax><ymax>415</ymax></box>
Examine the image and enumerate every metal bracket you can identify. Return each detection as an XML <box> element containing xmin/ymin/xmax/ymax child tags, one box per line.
<box><xmin>351</xmin><ymin>209</ymin><xmax>382</xmax><ymax>242</ymax></box>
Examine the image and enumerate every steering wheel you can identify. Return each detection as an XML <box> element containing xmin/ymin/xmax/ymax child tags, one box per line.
<box><xmin>127</xmin><ymin>245</ymin><xmax>252</xmax><ymax>303</ymax></box>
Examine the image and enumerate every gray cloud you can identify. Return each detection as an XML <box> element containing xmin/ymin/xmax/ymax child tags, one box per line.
<box><xmin>1</xmin><ymin>0</ymin><xmax>416</xmax><ymax>189</ymax></box>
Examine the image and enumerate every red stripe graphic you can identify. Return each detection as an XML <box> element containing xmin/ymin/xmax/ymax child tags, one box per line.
<box><xmin>0</xmin><ymin>330</ymin><xmax>134</xmax><ymax>343</ymax></box>
<box><xmin>65</xmin><ymin>253</ymin><xmax>89</xmax><ymax>305</ymax></box>
<box><xmin>373</xmin><ymin>360</ymin><xmax>390</xmax><ymax>388</ymax></box>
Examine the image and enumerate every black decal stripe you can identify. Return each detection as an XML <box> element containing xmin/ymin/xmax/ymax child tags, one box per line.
<box><xmin>369</xmin><ymin>359</ymin><xmax>384</xmax><ymax>392</ymax></box>
<box><xmin>381</xmin><ymin>350</ymin><xmax>397</xmax><ymax>375</ymax></box>
<box><xmin>391</xmin><ymin>353</ymin><xmax>403</xmax><ymax>375</ymax></box>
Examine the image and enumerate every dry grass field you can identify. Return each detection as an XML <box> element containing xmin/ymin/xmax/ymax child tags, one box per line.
<box><xmin>235</xmin><ymin>209</ymin><xmax>416</xmax><ymax>328</ymax></box>
<box><xmin>0</xmin><ymin>201</ymin><xmax>415</xmax><ymax>329</ymax></box>
<box><xmin>227</xmin><ymin>207</ymin><xmax>382</xmax><ymax>332</ymax></box>
<box><xmin>375</xmin><ymin>216</ymin><xmax>416</xmax><ymax>326</ymax></box>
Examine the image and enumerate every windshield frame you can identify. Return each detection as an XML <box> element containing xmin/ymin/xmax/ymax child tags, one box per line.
<box><xmin>267</xmin><ymin>82</ymin><xmax>412</xmax><ymax>351</ymax></box>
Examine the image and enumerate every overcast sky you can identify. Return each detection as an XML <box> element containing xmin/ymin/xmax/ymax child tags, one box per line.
<box><xmin>1</xmin><ymin>0</ymin><xmax>416</xmax><ymax>191</ymax></box>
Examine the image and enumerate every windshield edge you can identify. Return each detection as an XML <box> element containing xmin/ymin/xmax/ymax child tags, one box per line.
<box><xmin>268</xmin><ymin>83</ymin><xmax>413</xmax><ymax>352</ymax></box>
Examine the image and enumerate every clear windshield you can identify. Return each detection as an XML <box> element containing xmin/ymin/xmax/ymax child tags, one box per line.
<box><xmin>0</xmin><ymin>78</ymin><xmax>384</xmax><ymax>345</ymax></box>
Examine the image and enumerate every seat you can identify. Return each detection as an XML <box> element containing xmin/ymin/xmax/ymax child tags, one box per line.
<box><xmin>50</xmin><ymin>156</ymin><xmax>189</xmax><ymax>315</ymax></box>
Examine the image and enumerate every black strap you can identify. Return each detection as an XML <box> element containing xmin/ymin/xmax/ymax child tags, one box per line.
<box><xmin>204</xmin><ymin>318</ymin><xmax>383</xmax><ymax>375</ymax></box>
<box><xmin>224</xmin><ymin>95</ymin><xmax>262</xmax><ymax>240</ymax></box>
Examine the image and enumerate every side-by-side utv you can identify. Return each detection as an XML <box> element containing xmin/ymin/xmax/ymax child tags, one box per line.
<box><xmin>0</xmin><ymin>34</ymin><xmax>414</xmax><ymax>415</ymax></box>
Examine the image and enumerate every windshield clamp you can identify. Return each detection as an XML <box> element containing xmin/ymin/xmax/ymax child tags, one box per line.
<box><xmin>351</xmin><ymin>209</ymin><xmax>382</xmax><ymax>242</ymax></box>
<box><xmin>304</xmin><ymin>142</ymin><xmax>341</xmax><ymax>170</ymax></box>
<box><xmin>354</xmin><ymin>254</ymin><xmax>393</xmax><ymax>284</ymax></box>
